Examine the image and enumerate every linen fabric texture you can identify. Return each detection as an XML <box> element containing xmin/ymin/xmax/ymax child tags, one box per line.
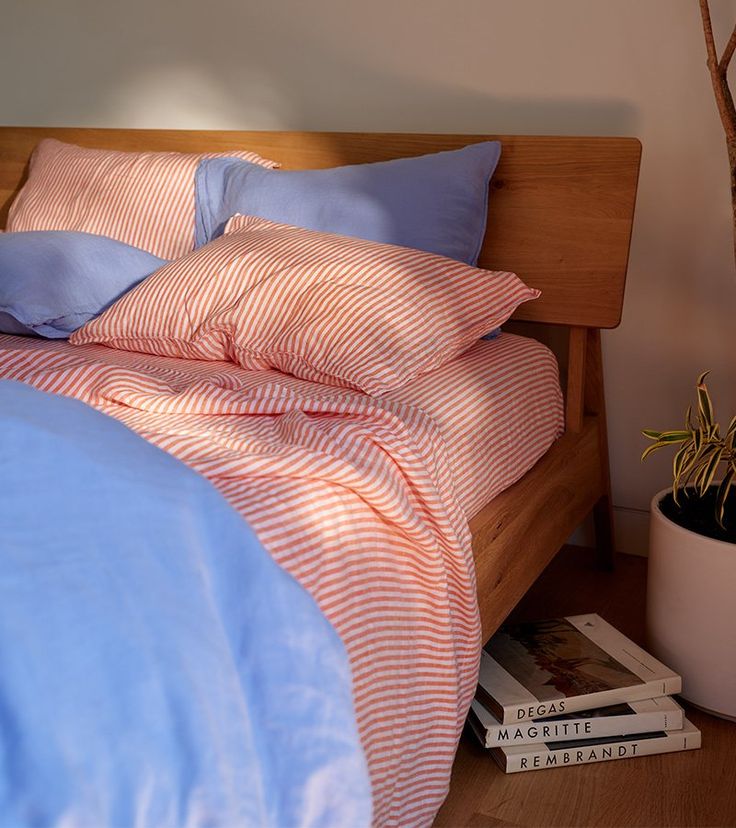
<box><xmin>71</xmin><ymin>214</ymin><xmax>538</xmax><ymax>396</ymax></box>
<box><xmin>0</xmin><ymin>332</ymin><xmax>479</xmax><ymax>827</ymax></box>
<box><xmin>194</xmin><ymin>141</ymin><xmax>501</xmax><ymax>264</ymax></box>
<box><xmin>0</xmin><ymin>230</ymin><xmax>166</xmax><ymax>338</ymax></box>
<box><xmin>0</xmin><ymin>379</ymin><xmax>370</xmax><ymax>828</ymax></box>
<box><xmin>7</xmin><ymin>138</ymin><xmax>278</xmax><ymax>259</ymax></box>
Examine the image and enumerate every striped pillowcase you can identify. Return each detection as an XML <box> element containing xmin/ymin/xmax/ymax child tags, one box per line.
<box><xmin>71</xmin><ymin>215</ymin><xmax>539</xmax><ymax>395</ymax></box>
<box><xmin>7</xmin><ymin>139</ymin><xmax>277</xmax><ymax>260</ymax></box>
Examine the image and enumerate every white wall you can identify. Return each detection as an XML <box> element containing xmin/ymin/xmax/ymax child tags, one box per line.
<box><xmin>3</xmin><ymin>0</ymin><xmax>736</xmax><ymax>554</ymax></box>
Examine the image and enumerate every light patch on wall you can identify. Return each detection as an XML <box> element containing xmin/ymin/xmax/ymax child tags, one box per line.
<box><xmin>94</xmin><ymin>64</ymin><xmax>290</xmax><ymax>130</ymax></box>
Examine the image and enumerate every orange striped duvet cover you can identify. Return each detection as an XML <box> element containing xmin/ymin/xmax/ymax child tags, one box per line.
<box><xmin>0</xmin><ymin>332</ymin><xmax>562</xmax><ymax>827</ymax></box>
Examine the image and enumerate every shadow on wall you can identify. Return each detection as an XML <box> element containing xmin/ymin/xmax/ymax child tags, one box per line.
<box><xmin>0</xmin><ymin>0</ymin><xmax>640</xmax><ymax>137</ymax></box>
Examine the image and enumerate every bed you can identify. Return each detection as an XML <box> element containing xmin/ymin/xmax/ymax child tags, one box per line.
<box><xmin>0</xmin><ymin>379</ymin><xmax>371</xmax><ymax>828</ymax></box>
<box><xmin>0</xmin><ymin>127</ymin><xmax>641</xmax><ymax>826</ymax></box>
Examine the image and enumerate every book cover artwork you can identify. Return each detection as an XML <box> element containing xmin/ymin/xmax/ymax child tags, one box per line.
<box><xmin>479</xmin><ymin>614</ymin><xmax>681</xmax><ymax>722</ymax></box>
<box><xmin>488</xmin><ymin>617</ymin><xmax>642</xmax><ymax>701</ymax></box>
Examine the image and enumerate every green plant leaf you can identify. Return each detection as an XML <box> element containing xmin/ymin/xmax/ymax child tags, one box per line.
<box><xmin>656</xmin><ymin>430</ymin><xmax>691</xmax><ymax>443</ymax></box>
<box><xmin>644</xmin><ymin>372</ymin><xmax>734</xmax><ymax>527</ymax></box>
<box><xmin>642</xmin><ymin>431</ymin><xmax>695</xmax><ymax>464</ymax></box>
<box><xmin>693</xmin><ymin>428</ymin><xmax>703</xmax><ymax>452</ymax></box>
<box><xmin>716</xmin><ymin>466</ymin><xmax>735</xmax><ymax>528</ymax></box>
<box><xmin>642</xmin><ymin>429</ymin><xmax>662</xmax><ymax>440</ymax></box>
<box><xmin>697</xmin><ymin>372</ymin><xmax>714</xmax><ymax>430</ymax></box>
<box><xmin>690</xmin><ymin>455</ymin><xmax>714</xmax><ymax>494</ymax></box>
<box><xmin>675</xmin><ymin>459</ymin><xmax>699</xmax><ymax>503</ymax></box>
<box><xmin>642</xmin><ymin>441</ymin><xmax>671</xmax><ymax>462</ymax></box>
<box><xmin>727</xmin><ymin>414</ymin><xmax>736</xmax><ymax>439</ymax></box>
<box><xmin>672</xmin><ymin>443</ymin><xmax>692</xmax><ymax>485</ymax></box>
<box><xmin>685</xmin><ymin>405</ymin><xmax>693</xmax><ymax>431</ymax></box>
<box><xmin>726</xmin><ymin>428</ymin><xmax>735</xmax><ymax>454</ymax></box>
<box><xmin>679</xmin><ymin>442</ymin><xmax>710</xmax><ymax>491</ymax></box>
<box><xmin>698</xmin><ymin>446</ymin><xmax>724</xmax><ymax>495</ymax></box>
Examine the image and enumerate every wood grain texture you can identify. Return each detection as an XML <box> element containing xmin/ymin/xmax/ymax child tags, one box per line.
<box><xmin>469</xmin><ymin>419</ymin><xmax>604</xmax><ymax>640</ymax></box>
<box><xmin>565</xmin><ymin>326</ymin><xmax>587</xmax><ymax>433</ymax></box>
<box><xmin>0</xmin><ymin>127</ymin><xmax>641</xmax><ymax>328</ymax></box>
<box><xmin>436</xmin><ymin>546</ymin><xmax>736</xmax><ymax>828</ymax></box>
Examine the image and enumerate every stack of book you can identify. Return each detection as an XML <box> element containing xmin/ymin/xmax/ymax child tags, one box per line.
<box><xmin>469</xmin><ymin>613</ymin><xmax>701</xmax><ymax>773</ymax></box>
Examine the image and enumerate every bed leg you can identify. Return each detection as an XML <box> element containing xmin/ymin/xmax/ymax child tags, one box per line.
<box><xmin>593</xmin><ymin>494</ymin><xmax>615</xmax><ymax>570</ymax></box>
<box><xmin>584</xmin><ymin>328</ymin><xmax>616</xmax><ymax>571</ymax></box>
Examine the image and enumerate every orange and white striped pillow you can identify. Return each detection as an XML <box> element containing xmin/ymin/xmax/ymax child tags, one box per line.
<box><xmin>71</xmin><ymin>215</ymin><xmax>539</xmax><ymax>395</ymax></box>
<box><xmin>7</xmin><ymin>139</ymin><xmax>277</xmax><ymax>260</ymax></box>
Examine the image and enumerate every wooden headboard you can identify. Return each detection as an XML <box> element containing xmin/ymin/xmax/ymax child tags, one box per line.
<box><xmin>0</xmin><ymin>127</ymin><xmax>641</xmax><ymax>328</ymax></box>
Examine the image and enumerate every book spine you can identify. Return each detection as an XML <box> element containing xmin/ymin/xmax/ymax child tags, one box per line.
<box><xmin>499</xmin><ymin>676</ymin><xmax>683</xmax><ymax>723</ymax></box>
<box><xmin>475</xmin><ymin>684</ymin><xmax>505</xmax><ymax>723</ymax></box>
<box><xmin>485</xmin><ymin>707</ymin><xmax>684</xmax><ymax>747</ymax></box>
<box><xmin>494</xmin><ymin>728</ymin><xmax>701</xmax><ymax>774</ymax></box>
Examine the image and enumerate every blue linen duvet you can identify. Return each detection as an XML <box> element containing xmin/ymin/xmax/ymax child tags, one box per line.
<box><xmin>0</xmin><ymin>380</ymin><xmax>370</xmax><ymax>827</ymax></box>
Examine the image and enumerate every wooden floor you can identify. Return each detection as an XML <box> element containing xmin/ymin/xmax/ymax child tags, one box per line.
<box><xmin>435</xmin><ymin>546</ymin><xmax>736</xmax><ymax>828</ymax></box>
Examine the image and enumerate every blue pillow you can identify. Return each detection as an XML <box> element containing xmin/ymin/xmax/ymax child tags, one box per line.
<box><xmin>0</xmin><ymin>231</ymin><xmax>166</xmax><ymax>338</ymax></box>
<box><xmin>195</xmin><ymin>141</ymin><xmax>501</xmax><ymax>265</ymax></box>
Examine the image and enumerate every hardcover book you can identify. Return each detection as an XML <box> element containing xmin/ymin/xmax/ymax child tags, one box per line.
<box><xmin>487</xmin><ymin>718</ymin><xmax>701</xmax><ymax>774</ymax></box>
<box><xmin>478</xmin><ymin>614</ymin><xmax>681</xmax><ymax>724</ymax></box>
<box><xmin>469</xmin><ymin>695</ymin><xmax>685</xmax><ymax>748</ymax></box>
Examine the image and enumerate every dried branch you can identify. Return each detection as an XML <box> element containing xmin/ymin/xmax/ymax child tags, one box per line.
<box><xmin>700</xmin><ymin>0</ymin><xmax>720</xmax><ymax>66</ymax></box>
<box><xmin>719</xmin><ymin>23</ymin><xmax>736</xmax><ymax>74</ymax></box>
<box><xmin>699</xmin><ymin>0</ymin><xmax>736</xmax><ymax>140</ymax></box>
<box><xmin>699</xmin><ymin>0</ymin><xmax>736</xmax><ymax>267</ymax></box>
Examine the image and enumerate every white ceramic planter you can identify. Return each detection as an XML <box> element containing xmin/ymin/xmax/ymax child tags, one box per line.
<box><xmin>646</xmin><ymin>487</ymin><xmax>736</xmax><ymax>720</ymax></box>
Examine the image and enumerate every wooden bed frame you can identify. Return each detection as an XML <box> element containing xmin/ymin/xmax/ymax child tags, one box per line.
<box><xmin>0</xmin><ymin>127</ymin><xmax>642</xmax><ymax>643</ymax></box>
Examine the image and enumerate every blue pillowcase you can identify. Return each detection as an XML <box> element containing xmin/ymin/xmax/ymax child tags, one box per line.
<box><xmin>0</xmin><ymin>231</ymin><xmax>166</xmax><ymax>338</ymax></box>
<box><xmin>195</xmin><ymin>142</ymin><xmax>501</xmax><ymax>265</ymax></box>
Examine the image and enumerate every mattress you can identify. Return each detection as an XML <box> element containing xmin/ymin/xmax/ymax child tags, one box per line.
<box><xmin>389</xmin><ymin>332</ymin><xmax>564</xmax><ymax>519</ymax></box>
<box><xmin>0</xmin><ymin>331</ymin><xmax>562</xmax><ymax>826</ymax></box>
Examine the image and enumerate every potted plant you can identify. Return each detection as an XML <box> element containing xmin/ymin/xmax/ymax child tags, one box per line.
<box><xmin>642</xmin><ymin>372</ymin><xmax>736</xmax><ymax>720</ymax></box>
